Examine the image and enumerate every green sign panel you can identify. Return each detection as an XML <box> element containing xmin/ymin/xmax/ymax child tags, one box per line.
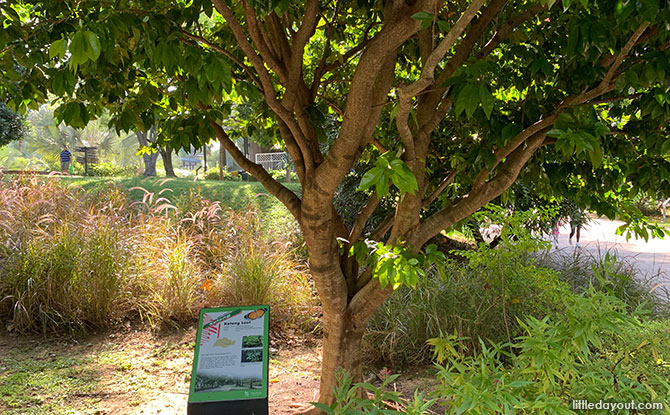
<box><xmin>188</xmin><ymin>305</ymin><xmax>270</xmax><ymax>403</ymax></box>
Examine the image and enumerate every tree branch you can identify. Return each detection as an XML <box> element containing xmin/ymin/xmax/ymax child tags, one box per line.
<box><xmin>370</xmin><ymin>212</ymin><xmax>394</xmax><ymax>241</ymax></box>
<box><xmin>289</xmin><ymin>0</ymin><xmax>319</xmax><ymax>87</ymax></box>
<box><xmin>472</xmin><ymin>115</ymin><xmax>557</xmax><ymax>190</ymax></box>
<box><xmin>318</xmin><ymin>94</ymin><xmax>344</xmax><ymax>117</ymax></box>
<box><xmin>348</xmin><ymin>193</ymin><xmax>380</xmax><ymax>244</ymax></box>
<box><xmin>210</xmin><ymin>120</ymin><xmax>302</xmax><ymax>220</ymax></box>
<box><xmin>422</xmin><ymin>169</ymin><xmax>457</xmax><ymax>208</ymax></box>
<box><xmin>602</xmin><ymin>22</ymin><xmax>650</xmax><ymax>87</ymax></box>
<box><xmin>477</xmin><ymin>4</ymin><xmax>546</xmax><ymax>58</ymax></box>
<box><xmin>413</xmin><ymin>129</ymin><xmax>548</xmax><ymax>248</ymax></box>
<box><xmin>242</xmin><ymin>1</ymin><xmax>288</xmax><ymax>82</ymax></box>
<box><xmin>472</xmin><ymin>25</ymin><xmax>646</xmax><ymax>191</ymax></box>
<box><xmin>588</xmin><ymin>93</ymin><xmax>643</xmax><ymax>105</ymax></box>
<box><xmin>276</xmin><ymin>119</ymin><xmax>306</xmax><ymax>181</ymax></box>
<box><xmin>314</xmin><ymin>1</ymin><xmax>431</xmax><ymax>198</ymax></box>
<box><xmin>212</xmin><ymin>0</ymin><xmax>316</xmax><ymax>176</ymax></box>
<box><xmin>395</xmin><ymin>0</ymin><xmax>488</xmax><ymax>156</ymax></box>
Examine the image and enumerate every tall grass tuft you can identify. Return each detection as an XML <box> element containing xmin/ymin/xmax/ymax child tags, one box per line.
<box><xmin>363</xmin><ymin>239</ymin><xmax>570</xmax><ymax>367</ymax></box>
<box><xmin>537</xmin><ymin>247</ymin><xmax>670</xmax><ymax>317</ymax></box>
<box><xmin>0</xmin><ymin>176</ymin><xmax>128</xmax><ymax>332</ymax></box>
<box><xmin>206</xmin><ymin>208</ymin><xmax>317</xmax><ymax>334</ymax></box>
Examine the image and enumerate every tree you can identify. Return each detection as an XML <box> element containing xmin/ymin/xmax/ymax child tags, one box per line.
<box><xmin>136</xmin><ymin>125</ymin><xmax>176</xmax><ymax>177</ymax></box>
<box><xmin>2</xmin><ymin>0</ymin><xmax>669</xmax><ymax>408</ymax></box>
<box><xmin>24</xmin><ymin>105</ymin><xmax>121</xmax><ymax>167</ymax></box>
<box><xmin>0</xmin><ymin>102</ymin><xmax>26</xmax><ymax>147</ymax></box>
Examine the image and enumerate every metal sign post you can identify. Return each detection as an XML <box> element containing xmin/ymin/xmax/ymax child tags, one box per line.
<box><xmin>188</xmin><ymin>305</ymin><xmax>270</xmax><ymax>415</ymax></box>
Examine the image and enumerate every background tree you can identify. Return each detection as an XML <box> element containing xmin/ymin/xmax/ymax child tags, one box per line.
<box><xmin>135</xmin><ymin>125</ymin><xmax>176</xmax><ymax>177</ymax></box>
<box><xmin>2</xmin><ymin>0</ymin><xmax>669</xmax><ymax>408</ymax></box>
<box><xmin>0</xmin><ymin>102</ymin><xmax>26</xmax><ymax>147</ymax></box>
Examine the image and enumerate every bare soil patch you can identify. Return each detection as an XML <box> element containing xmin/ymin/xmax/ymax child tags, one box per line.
<box><xmin>0</xmin><ymin>325</ymin><xmax>323</xmax><ymax>415</ymax></box>
<box><xmin>0</xmin><ymin>325</ymin><xmax>436</xmax><ymax>414</ymax></box>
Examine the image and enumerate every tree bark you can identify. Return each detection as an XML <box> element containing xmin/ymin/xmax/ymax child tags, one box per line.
<box><xmin>219</xmin><ymin>138</ymin><xmax>226</xmax><ymax>180</ymax></box>
<box><xmin>161</xmin><ymin>145</ymin><xmax>175</xmax><ymax>177</ymax></box>
<box><xmin>317</xmin><ymin>308</ymin><xmax>366</xmax><ymax>406</ymax></box>
<box><xmin>142</xmin><ymin>151</ymin><xmax>159</xmax><ymax>177</ymax></box>
<box><xmin>136</xmin><ymin>130</ymin><xmax>159</xmax><ymax>177</ymax></box>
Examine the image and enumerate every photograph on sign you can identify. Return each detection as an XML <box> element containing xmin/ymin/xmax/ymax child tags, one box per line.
<box><xmin>189</xmin><ymin>305</ymin><xmax>269</xmax><ymax>403</ymax></box>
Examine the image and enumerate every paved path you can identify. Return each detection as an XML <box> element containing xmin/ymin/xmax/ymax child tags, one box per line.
<box><xmin>552</xmin><ymin>218</ymin><xmax>670</xmax><ymax>295</ymax></box>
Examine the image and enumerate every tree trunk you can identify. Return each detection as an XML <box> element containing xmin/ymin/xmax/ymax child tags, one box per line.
<box><xmin>219</xmin><ymin>139</ymin><xmax>226</xmax><ymax>180</ymax></box>
<box><xmin>142</xmin><ymin>151</ymin><xmax>159</xmax><ymax>177</ymax></box>
<box><xmin>137</xmin><ymin>130</ymin><xmax>159</xmax><ymax>177</ymax></box>
<box><xmin>317</xmin><ymin>309</ymin><xmax>366</xmax><ymax>406</ymax></box>
<box><xmin>203</xmin><ymin>144</ymin><xmax>208</xmax><ymax>173</ymax></box>
<box><xmin>161</xmin><ymin>145</ymin><xmax>175</xmax><ymax>177</ymax></box>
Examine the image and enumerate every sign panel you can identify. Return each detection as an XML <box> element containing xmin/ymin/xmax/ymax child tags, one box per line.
<box><xmin>188</xmin><ymin>305</ymin><xmax>270</xmax><ymax>404</ymax></box>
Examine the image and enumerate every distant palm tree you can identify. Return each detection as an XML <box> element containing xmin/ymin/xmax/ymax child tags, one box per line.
<box><xmin>23</xmin><ymin>105</ymin><xmax>141</xmax><ymax>168</ymax></box>
<box><xmin>25</xmin><ymin>105</ymin><xmax>79</xmax><ymax>158</ymax></box>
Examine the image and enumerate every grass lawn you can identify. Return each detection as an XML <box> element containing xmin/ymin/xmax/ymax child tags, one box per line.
<box><xmin>53</xmin><ymin>176</ymin><xmax>301</xmax><ymax>228</ymax></box>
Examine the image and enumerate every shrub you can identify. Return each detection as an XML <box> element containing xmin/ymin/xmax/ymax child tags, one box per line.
<box><xmin>270</xmin><ymin>169</ymin><xmax>298</xmax><ymax>182</ymax></box>
<box><xmin>431</xmin><ymin>288</ymin><xmax>670</xmax><ymax>414</ymax></box>
<box><xmin>313</xmin><ymin>369</ymin><xmax>435</xmax><ymax>415</ymax></box>
<box><xmin>364</xmin><ymin>240</ymin><xmax>570</xmax><ymax>367</ymax></box>
<box><xmin>204</xmin><ymin>168</ymin><xmax>242</xmax><ymax>181</ymax></box>
<box><xmin>90</xmin><ymin>161</ymin><xmax>136</xmax><ymax>177</ymax></box>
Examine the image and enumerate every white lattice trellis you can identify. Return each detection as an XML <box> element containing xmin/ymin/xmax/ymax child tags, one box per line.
<box><xmin>255</xmin><ymin>152</ymin><xmax>287</xmax><ymax>170</ymax></box>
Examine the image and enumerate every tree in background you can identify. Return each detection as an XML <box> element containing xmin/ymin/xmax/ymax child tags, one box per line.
<box><xmin>136</xmin><ymin>125</ymin><xmax>176</xmax><ymax>177</ymax></box>
<box><xmin>0</xmin><ymin>102</ymin><xmax>26</xmax><ymax>148</ymax></box>
<box><xmin>3</xmin><ymin>0</ymin><xmax>669</xmax><ymax>408</ymax></box>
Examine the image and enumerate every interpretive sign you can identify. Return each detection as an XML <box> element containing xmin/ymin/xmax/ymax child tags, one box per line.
<box><xmin>187</xmin><ymin>305</ymin><xmax>270</xmax><ymax>415</ymax></box>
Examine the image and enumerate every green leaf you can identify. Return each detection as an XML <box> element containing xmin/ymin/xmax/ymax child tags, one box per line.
<box><xmin>49</xmin><ymin>38</ymin><xmax>67</xmax><ymax>59</ymax></box>
<box><xmin>68</xmin><ymin>31</ymin><xmax>87</xmax><ymax>70</ymax></box>
<box><xmin>358</xmin><ymin>166</ymin><xmax>385</xmax><ymax>192</ymax></box>
<box><xmin>567</xmin><ymin>23</ymin><xmax>580</xmax><ymax>54</ymax></box>
<box><xmin>479</xmin><ymin>84</ymin><xmax>494</xmax><ymax>119</ymax></box>
<box><xmin>455</xmin><ymin>84</ymin><xmax>479</xmax><ymax>118</ymax></box>
<box><xmin>389</xmin><ymin>158</ymin><xmax>418</xmax><ymax>194</ymax></box>
<box><xmin>83</xmin><ymin>31</ymin><xmax>101</xmax><ymax>61</ymax></box>
<box><xmin>625</xmin><ymin>69</ymin><xmax>640</xmax><ymax>87</ymax></box>
<box><xmin>547</xmin><ymin>129</ymin><xmax>563</xmax><ymax>138</ymax></box>
<box><xmin>437</xmin><ymin>20</ymin><xmax>450</xmax><ymax>32</ymax></box>
<box><xmin>644</xmin><ymin>63</ymin><xmax>658</xmax><ymax>85</ymax></box>
<box><xmin>375</xmin><ymin>175</ymin><xmax>390</xmax><ymax>197</ymax></box>
<box><xmin>661</xmin><ymin>139</ymin><xmax>670</xmax><ymax>155</ymax></box>
<box><xmin>310</xmin><ymin>402</ymin><xmax>334</xmax><ymax>413</ymax></box>
<box><xmin>411</xmin><ymin>11</ymin><xmax>433</xmax><ymax>21</ymax></box>
<box><xmin>637</xmin><ymin>0</ymin><xmax>658</xmax><ymax>20</ymax></box>
<box><xmin>588</xmin><ymin>146</ymin><xmax>603</xmax><ymax>168</ymax></box>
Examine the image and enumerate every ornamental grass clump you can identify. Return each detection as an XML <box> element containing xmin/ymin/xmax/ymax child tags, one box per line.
<box><xmin>0</xmin><ymin>175</ymin><xmax>131</xmax><ymax>332</ymax></box>
<box><xmin>206</xmin><ymin>208</ymin><xmax>317</xmax><ymax>333</ymax></box>
<box><xmin>364</xmin><ymin>214</ymin><xmax>569</xmax><ymax>367</ymax></box>
<box><xmin>0</xmin><ymin>174</ymin><xmax>314</xmax><ymax>333</ymax></box>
